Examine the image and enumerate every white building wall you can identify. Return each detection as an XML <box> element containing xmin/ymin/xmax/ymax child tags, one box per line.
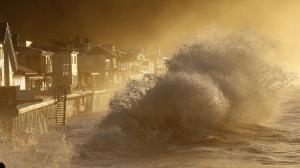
<box><xmin>0</xmin><ymin>45</ymin><xmax>16</xmax><ymax>87</ymax></box>
<box><xmin>8</xmin><ymin>57</ymin><xmax>14</xmax><ymax>86</ymax></box>
<box><xmin>13</xmin><ymin>75</ymin><xmax>26</xmax><ymax>90</ymax></box>
<box><xmin>71</xmin><ymin>52</ymin><xmax>78</xmax><ymax>85</ymax></box>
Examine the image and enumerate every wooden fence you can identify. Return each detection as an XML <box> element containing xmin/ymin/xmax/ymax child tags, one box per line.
<box><xmin>1</xmin><ymin>91</ymin><xmax>104</xmax><ymax>137</ymax></box>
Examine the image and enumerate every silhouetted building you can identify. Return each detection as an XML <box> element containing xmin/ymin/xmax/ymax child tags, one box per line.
<box><xmin>78</xmin><ymin>44</ymin><xmax>120</xmax><ymax>90</ymax></box>
<box><xmin>0</xmin><ymin>22</ymin><xmax>17</xmax><ymax>86</ymax></box>
<box><xmin>146</xmin><ymin>48</ymin><xmax>167</xmax><ymax>74</ymax></box>
<box><xmin>15</xmin><ymin>44</ymin><xmax>54</xmax><ymax>93</ymax></box>
<box><xmin>32</xmin><ymin>44</ymin><xmax>78</xmax><ymax>93</ymax></box>
<box><xmin>119</xmin><ymin>49</ymin><xmax>155</xmax><ymax>79</ymax></box>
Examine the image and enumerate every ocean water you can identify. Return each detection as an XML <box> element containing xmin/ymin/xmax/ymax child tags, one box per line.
<box><xmin>72</xmin><ymin>32</ymin><xmax>300</xmax><ymax>168</ymax></box>
<box><xmin>1</xmin><ymin>31</ymin><xmax>300</xmax><ymax>168</ymax></box>
<box><xmin>67</xmin><ymin>91</ymin><xmax>300</xmax><ymax>168</ymax></box>
<box><xmin>4</xmin><ymin>92</ymin><xmax>298</xmax><ymax>168</ymax></box>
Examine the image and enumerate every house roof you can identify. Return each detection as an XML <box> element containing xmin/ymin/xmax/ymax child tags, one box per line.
<box><xmin>78</xmin><ymin>45</ymin><xmax>121</xmax><ymax>73</ymax></box>
<box><xmin>0</xmin><ymin>22</ymin><xmax>17</xmax><ymax>71</ymax></box>
<box><xmin>31</xmin><ymin>43</ymin><xmax>70</xmax><ymax>52</ymax></box>
<box><xmin>16</xmin><ymin>46</ymin><xmax>43</xmax><ymax>54</ymax></box>
<box><xmin>87</xmin><ymin>45</ymin><xmax>118</xmax><ymax>58</ymax></box>
<box><xmin>16</xmin><ymin>45</ymin><xmax>54</xmax><ymax>55</ymax></box>
<box><xmin>16</xmin><ymin>65</ymin><xmax>38</xmax><ymax>75</ymax></box>
<box><xmin>120</xmin><ymin>51</ymin><xmax>145</xmax><ymax>62</ymax></box>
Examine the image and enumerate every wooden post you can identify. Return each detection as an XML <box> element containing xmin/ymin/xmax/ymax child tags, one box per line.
<box><xmin>0</xmin><ymin>87</ymin><xmax>18</xmax><ymax>135</ymax></box>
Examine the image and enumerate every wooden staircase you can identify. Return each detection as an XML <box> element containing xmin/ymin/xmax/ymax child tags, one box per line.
<box><xmin>55</xmin><ymin>86</ymin><xmax>67</xmax><ymax>126</ymax></box>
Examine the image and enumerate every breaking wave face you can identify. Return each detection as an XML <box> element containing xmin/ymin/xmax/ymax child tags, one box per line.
<box><xmin>87</xmin><ymin>31</ymin><xmax>296</xmax><ymax>155</ymax></box>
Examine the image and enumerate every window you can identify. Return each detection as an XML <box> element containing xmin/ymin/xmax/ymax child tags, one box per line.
<box><xmin>45</xmin><ymin>56</ymin><xmax>52</xmax><ymax>72</ymax></box>
<box><xmin>105</xmin><ymin>59</ymin><xmax>110</xmax><ymax>69</ymax></box>
<box><xmin>72</xmin><ymin>75</ymin><xmax>78</xmax><ymax>85</ymax></box>
<box><xmin>62</xmin><ymin>64</ymin><xmax>69</xmax><ymax>76</ymax></box>
<box><xmin>71</xmin><ymin>55</ymin><xmax>77</xmax><ymax>64</ymax></box>
<box><xmin>74</xmin><ymin>56</ymin><xmax>77</xmax><ymax>64</ymax></box>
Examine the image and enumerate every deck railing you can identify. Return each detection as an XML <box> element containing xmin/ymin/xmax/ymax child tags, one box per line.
<box><xmin>12</xmin><ymin>91</ymin><xmax>97</xmax><ymax>137</ymax></box>
<box><xmin>14</xmin><ymin>100</ymin><xmax>56</xmax><ymax>136</ymax></box>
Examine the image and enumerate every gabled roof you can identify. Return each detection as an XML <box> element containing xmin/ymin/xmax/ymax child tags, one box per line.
<box><xmin>16</xmin><ymin>46</ymin><xmax>43</xmax><ymax>55</ymax></box>
<box><xmin>16</xmin><ymin>65</ymin><xmax>38</xmax><ymax>75</ymax></box>
<box><xmin>87</xmin><ymin>45</ymin><xmax>118</xmax><ymax>58</ymax></box>
<box><xmin>31</xmin><ymin>43</ymin><xmax>70</xmax><ymax>53</ymax></box>
<box><xmin>120</xmin><ymin>51</ymin><xmax>145</xmax><ymax>62</ymax></box>
<box><xmin>16</xmin><ymin>45</ymin><xmax>54</xmax><ymax>56</ymax></box>
<box><xmin>0</xmin><ymin>22</ymin><xmax>17</xmax><ymax>71</ymax></box>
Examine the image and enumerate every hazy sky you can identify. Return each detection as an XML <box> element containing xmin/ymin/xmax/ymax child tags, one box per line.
<box><xmin>1</xmin><ymin>0</ymin><xmax>300</xmax><ymax>67</ymax></box>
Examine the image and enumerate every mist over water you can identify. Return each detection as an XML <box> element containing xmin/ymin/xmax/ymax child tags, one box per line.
<box><xmin>100</xmin><ymin>31</ymin><xmax>293</xmax><ymax>139</ymax></box>
<box><xmin>0</xmin><ymin>129</ymin><xmax>73</xmax><ymax>168</ymax></box>
<box><xmin>2</xmin><ymin>31</ymin><xmax>300</xmax><ymax>168</ymax></box>
<box><xmin>76</xmin><ymin>31</ymin><xmax>300</xmax><ymax>167</ymax></box>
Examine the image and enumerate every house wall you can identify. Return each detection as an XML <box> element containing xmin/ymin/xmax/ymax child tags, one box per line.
<box><xmin>17</xmin><ymin>49</ymin><xmax>42</xmax><ymax>73</ymax></box>
<box><xmin>13</xmin><ymin>74</ymin><xmax>26</xmax><ymax>90</ymax></box>
<box><xmin>44</xmin><ymin>53</ymin><xmax>53</xmax><ymax>74</ymax></box>
<box><xmin>53</xmin><ymin>52</ymin><xmax>71</xmax><ymax>86</ymax></box>
<box><xmin>53</xmin><ymin>51</ymin><xmax>78</xmax><ymax>93</ymax></box>
<box><xmin>8</xmin><ymin>56</ymin><xmax>14</xmax><ymax>86</ymax></box>
<box><xmin>78</xmin><ymin>54</ymin><xmax>108</xmax><ymax>90</ymax></box>
<box><xmin>0</xmin><ymin>45</ymin><xmax>16</xmax><ymax>87</ymax></box>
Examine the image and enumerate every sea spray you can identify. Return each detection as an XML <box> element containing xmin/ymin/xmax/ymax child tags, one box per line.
<box><xmin>0</xmin><ymin>128</ymin><xmax>73</xmax><ymax>168</ymax></box>
<box><xmin>81</xmin><ymin>31</ymin><xmax>297</xmax><ymax>162</ymax></box>
<box><xmin>108</xmin><ymin>32</ymin><xmax>288</xmax><ymax>128</ymax></box>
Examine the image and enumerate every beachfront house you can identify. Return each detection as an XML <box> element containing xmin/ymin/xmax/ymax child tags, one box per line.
<box><xmin>0</xmin><ymin>22</ymin><xmax>17</xmax><ymax>87</ymax></box>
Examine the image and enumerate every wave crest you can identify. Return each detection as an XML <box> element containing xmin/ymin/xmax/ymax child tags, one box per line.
<box><xmin>101</xmin><ymin>31</ymin><xmax>294</xmax><ymax>143</ymax></box>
